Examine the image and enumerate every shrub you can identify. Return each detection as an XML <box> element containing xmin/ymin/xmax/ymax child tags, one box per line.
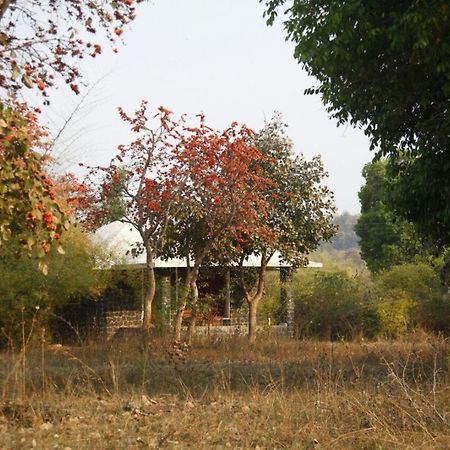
<box><xmin>260</xmin><ymin>271</ymin><xmax>282</xmax><ymax>325</ymax></box>
<box><xmin>375</xmin><ymin>262</ymin><xmax>440</xmax><ymax>302</ymax></box>
<box><xmin>377</xmin><ymin>292</ymin><xmax>414</xmax><ymax>338</ymax></box>
<box><xmin>0</xmin><ymin>227</ymin><xmax>107</xmax><ymax>346</ymax></box>
<box><xmin>374</xmin><ymin>262</ymin><xmax>444</xmax><ymax>335</ymax></box>
<box><xmin>292</xmin><ymin>270</ymin><xmax>377</xmax><ymax>340</ymax></box>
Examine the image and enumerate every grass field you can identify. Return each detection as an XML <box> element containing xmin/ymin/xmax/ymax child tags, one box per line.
<box><xmin>1</xmin><ymin>334</ymin><xmax>450</xmax><ymax>449</ymax></box>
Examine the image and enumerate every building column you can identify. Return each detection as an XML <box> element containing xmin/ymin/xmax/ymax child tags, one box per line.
<box><xmin>161</xmin><ymin>274</ymin><xmax>172</xmax><ymax>327</ymax></box>
<box><xmin>280</xmin><ymin>268</ymin><xmax>294</xmax><ymax>337</ymax></box>
<box><xmin>223</xmin><ymin>267</ymin><xmax>231</xmax><ymax>325</ymax></box>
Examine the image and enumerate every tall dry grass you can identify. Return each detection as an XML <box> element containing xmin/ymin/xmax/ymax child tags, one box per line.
<box><xmin>1</xmin><ymin>333</ymin><xmax>450</xmax><ymax>448</ymax></box>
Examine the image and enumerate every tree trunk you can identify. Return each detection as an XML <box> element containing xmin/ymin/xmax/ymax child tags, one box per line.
<box><xmin>240</xmin><ymin>255</ymin><xmax>268</xmax><ymax>343</ymax></box>
<box><xmin>248</xmin><ymin>299</ymin><xmax>258</xmax><ymax>343</ymax></box>
<box><xmin>142</xmin><ymin>246</ymin><xmax>156</xmax><ymax>331</ymax></box>
<box><xmin>224</xmin><ymin>268</ymin><xmax>231</xmax><ymax>323</ymax></box>
<box><xmin>173</xmin><ymin>244</ymin><xmax>211</xmax><ymax>342</ymax></box>
<box><xmin>174</xmin><ymin>266</ymin><xmax>199</xmax><ymax>341</ymax></box>
<box><xmin>173</xmin><ymin>295</ymin><xmax>187</xmax><ymax>342</ymax></box>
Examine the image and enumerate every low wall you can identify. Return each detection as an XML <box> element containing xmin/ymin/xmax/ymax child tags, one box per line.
<box><xmin>105</xmin><ymin>310</ymin><xmax>142</xmax><ymax>340</ymax></box>
<box><xmin>191</xmin><ymin>324</ymin><xmax>292</xmax><ymax>338</ymax></box>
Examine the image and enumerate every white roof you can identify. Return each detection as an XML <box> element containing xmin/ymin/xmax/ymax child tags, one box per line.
<box><xmin>93</xmin><ymin>221</ymin><xmax>323</xmax><ymax>269</ymax></box>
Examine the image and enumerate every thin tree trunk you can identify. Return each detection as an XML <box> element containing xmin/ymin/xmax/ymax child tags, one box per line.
<box><xmin>173</xmin><ymin>291</ymin><xmax>187</xmax><ymax>342</ymax></box>
<box><xmin>240</xmin><ymin>254</ymin><xmax>269</xmax><ymax>343</ymax></box>
<box><xmin>174</xmin><ymin>266</ymin><xmax>199</xmax><ymax>341</ymax></box>
<box><xmin>142</xmin><ymin>245</ymin><xmax>156</xmax><ymax>331</ymax></box>
<box><xmin>248</xmin><ymin>299</ymin><xmax>259</xmax><ymax>343</ymax></box>
<box><xmin>174</xmin><ymin>242</ymin><xmax>212</xmax><ymax>342</ymax></box>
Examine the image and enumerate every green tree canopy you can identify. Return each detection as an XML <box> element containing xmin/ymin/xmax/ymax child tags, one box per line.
<box><xmin>355</xmin><ymin>160</ymin><xmax>427</xmax><ymax>272</ymax></box>
<box><xmin>233</xmin><ymin>115</ymin><xmax>336</xmax><ymax>342</ymax></box>
<box><xmin>262</xmin><ymin>0</ymin><xmax>450</xmax><ymax>246</ymax></box>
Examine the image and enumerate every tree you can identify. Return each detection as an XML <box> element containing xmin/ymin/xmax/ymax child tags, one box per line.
<box><xmin>80</xmin><ymin>102</ymin><xmax>182</xmax><ymax>331</ymax></box>
<box><xmin>166</xmin><ymin>119</ymin><xmax>272</xmax><ymax>343</ymax></box>
<box><xmin>233</xmin><ymin>116</ymin><xmax>336</xmax><ymax>342</ymax></box>
<box><xmin>0</xmin><ymin>0</ymin><xmax>141</xmax><ymax>98</ymax></box>
<box><xmin>0</xmin><ymin>0</ymin><xmax>142</xmax><ymax>262</ymax></box>
<box><xmin>262</xmin><ymin>0</ymin><xmax>450</xmax><ymax>247</ymax></box>
<box><xmin>0</xmin><ymin>102</ymin><xmax>67</xmax><ymax>270</ymax></box>
<box><xmin>355</xmin><ymin>160</ymin><xmax>428</xmax><ymax>273</ymax></box>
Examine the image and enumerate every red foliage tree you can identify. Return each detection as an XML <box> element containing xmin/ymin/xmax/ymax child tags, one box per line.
<box><xmin>0</xmin><ymin>102</ymin><xmax>67</xmax><ymax>272</ymax></box>
<box><xmin>80</xmin><ymin>102</ymin><xmax>183</xmax><ymax>330</ymax></box>
<box><xmin>81</xmin><ymin>105</ymin><xmax>273</xmax><ymax>335</ymax></box>
<box><xmin>168</xmin><ymin>118</ymin><xmax>273</xmax><ymax>342</ymax></box>
<box><xmin>0</xmin><ymin>0</ymin><xmax>143</xmax><ymax>269</ymax></box>
<box><xmin>0</xmin><ymin>0</ymin><xmax>142</xmax><ymax>98</ymax></box>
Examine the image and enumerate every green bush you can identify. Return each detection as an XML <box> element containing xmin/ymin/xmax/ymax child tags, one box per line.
<box><xmin>374</xmin><ymin>262</ymin><xmax>444</xmax><ymax>335</ymax></box>
<box><xmin>419</xmin><ymin>296</ymin><xmax>450</xmax><ymax>334</ymax></box>
<box><xmin>375</xmin><ymin>263</ymin><xmax>440</xmax><ymax>302</ymax></box>
<box><xmin>377</xmin><ymin>292</ymin><xmax>414</xmax><ymax>338</ymax></box>
<box><xmin>292</xmin><ymin>270</ymin><xmax>377</xmax><ymax>340</ymax></box>
<box><xmin>0</xmin><ymin>227</ymin><xmax>108</xmax><ymax>346</ymax></box>
<box><xmin>259</xmin><ymin>271</ymin><xmax>282</xmax><ymax>325</ymax></box>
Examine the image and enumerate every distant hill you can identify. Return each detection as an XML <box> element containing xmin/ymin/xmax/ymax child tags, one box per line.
<box><xmin>312</xmin><ymin>213</ymin><xmax>364</xmax><ymax>271</ymax></box>
<box><xmin>324</xmin><ymin>212</ymin><xmax>360</xmax><ymax>251</ymax></box>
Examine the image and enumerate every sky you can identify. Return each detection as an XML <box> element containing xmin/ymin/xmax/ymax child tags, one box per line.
<box><xmin>45</xmin><ymin>0</ymin><xmax>373</xmax><ymax>214</ymax></box>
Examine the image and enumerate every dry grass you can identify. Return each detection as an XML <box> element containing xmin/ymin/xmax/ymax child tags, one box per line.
<box><xmin>1</xmin><ymin>333</ymin><xmax>450</xmax><ymax>449</ymax></box>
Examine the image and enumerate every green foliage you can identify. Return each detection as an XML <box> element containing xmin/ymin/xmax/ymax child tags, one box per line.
<box><xmin>374</xmin><ymin>263</ymin><xmax>444</xmax><ymax>336</ymax></box>
<box><xmin>377</xmin><ymin>294</ymin><xmax>414</xmax><ymax>339</ymax></box>
<box><xmin>419</xmin><ymin>295</ymin><xmax>450</xmax><ymax>335</ymax></box>
<box><xmin>246</xmin><ymin>114</ymin><xmax>336</xmax><ymax>267</ymax></box>
<box><xmin>292</xmin><ymin>270</ymin><xmax>377</xmax><ymax>340</ymax></box>
<box><xmin>355</xmin><ymin>160</ymin><xmax>427</xmax><ymax>272</ymax></box>
<box><xmin>259</xmin><ymin>271</ymin><xmax>282</xmax><ymax>324</ymax></box>
<box><xmin>291</xmin><ymin>261</ymin><xmax>448</xmax><ymax>340</ymax></box>
<box><xmin>0</xmin><ymin>227</ymin><xmax>106</xmax><ymax>343</ymax></box>
<box><xmin>262</xmin><ymin>0</ymin><xmax>450</xmax><ymax>247</ymax></box>
<box><xmin>102</xmin><ymin>269</ymin><xmax>144</xmax><ymax>311</ymax></box>
<box><xmin>375</xmin><ymin>263</ymin><xmax>441</xmax><ymax>303</ymax></box>
<box><xmin>102</xmin><ymin>167</ymin><xmax>128</xmax><ymax>223</ymax></box>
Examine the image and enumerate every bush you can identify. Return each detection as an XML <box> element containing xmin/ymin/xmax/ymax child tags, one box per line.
<box><xmin>292</xmin><ymin>269</ymin><xmax>377</xmax><ymax>340</ymax></box>
<box><xmin>374</xmin><ymin>262</ymin><xmax>444</xmax><ymax>335</ymax></box>
<box><xmin>375</xmin><ymin>262</ymin><xmax>440</xmax><ymax>302</ymax></box>
<box><xmin>260</xmin><ymin>271</ymin><xmax>282</xmax><ymax>325</ymax></box>
<box><xmin>0</xmin><ymin>227</ymin><xmax>108</xmax><ymax>346</ymax></box>
<box><xmin>377</xmin><ymin>292</ymin><xmax>414</xmax><ymax>338</ymax></box>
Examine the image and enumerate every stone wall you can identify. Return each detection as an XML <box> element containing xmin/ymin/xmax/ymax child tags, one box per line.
<box><xmin>105</xmin><ymin>310</ymin><xmax>142</xmax><ymax>340</ymax></box>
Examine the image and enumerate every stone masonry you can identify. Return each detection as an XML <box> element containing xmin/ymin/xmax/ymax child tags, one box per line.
<box><xmin>105</xmin><ymin>310</ymin><xmax>142</xmax><ymax>340</ymax></box>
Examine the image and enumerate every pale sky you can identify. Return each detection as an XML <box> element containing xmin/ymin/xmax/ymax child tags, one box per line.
<box><xmin>45</xmin><ymin>0</ymin><xmax>373</xmax><ymax>214</ymax></box>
